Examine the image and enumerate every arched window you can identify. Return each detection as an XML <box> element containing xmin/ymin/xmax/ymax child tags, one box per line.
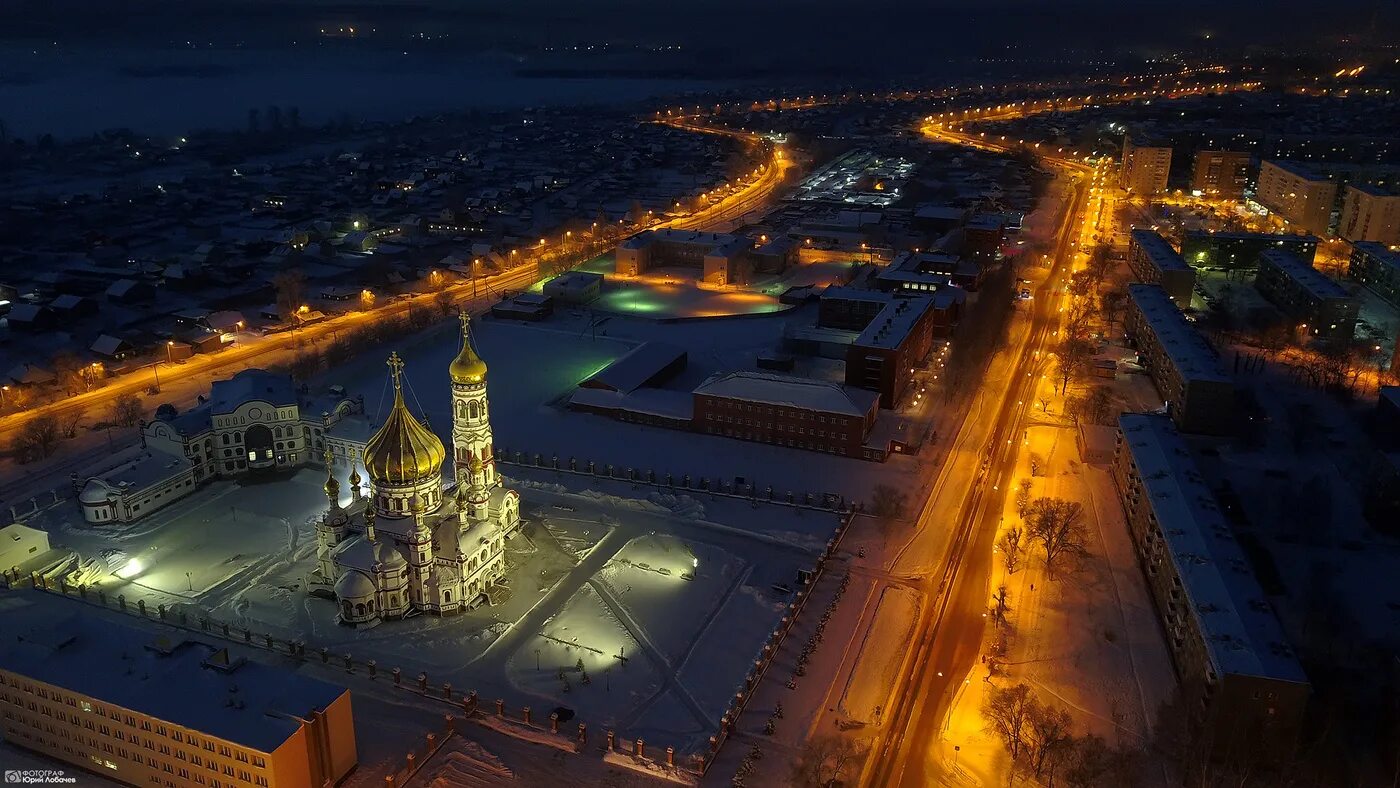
<box><xmin>468</xmin><ymin>401</ymin><xmax>480</xmax><ymax>420</ymax></box>
<box><xmin>341</xmin><ymin>600</ymin><xmax>352</xmax><ymax>617</ymax></box>
<box><xmin>444</xmin><ymin>591</ymin><xmax>452</xmax><ymax>603</ymax></box>
<box><xmin>355</xmin><ymin>603</ymin><xmax>365</xmax><ymax>616</ymax></box>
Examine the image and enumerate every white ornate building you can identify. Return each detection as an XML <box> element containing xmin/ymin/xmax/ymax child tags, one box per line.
<box><xmin>310</xmin><ymin>315</ymin><xmax>520</xmax><ymax>625</ymax></box>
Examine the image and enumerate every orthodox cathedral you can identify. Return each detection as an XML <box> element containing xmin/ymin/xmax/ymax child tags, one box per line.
<box><xmin>310</xmin><ymin>314</ymin><xmax>520</xmax><ymax>625</ymax></box>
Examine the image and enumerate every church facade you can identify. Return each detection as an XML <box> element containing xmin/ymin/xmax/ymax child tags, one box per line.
<box><xmin>309</xmin><ymin>314</ymin><xmax>520</xmax><ymax>625</ymax></box>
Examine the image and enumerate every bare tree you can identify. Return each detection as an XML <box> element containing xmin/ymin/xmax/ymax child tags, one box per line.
<box><xmin>110</xmin><ymin>393</ymin><xmax>143</xmax><ymax>428</ymax></box>
<box><xmin>287</xmin><ymin>351</ymin><xmax>322</xmax><ymax>382</ymax></box>
<box><xmin>790</xmin><ymin>734</ymin><xmax>866</xmax><ymax>787</ymax></box>
<box><xmin>870</xmin><ymin>483</ymin><xmax>909</xmax><ymax>521</ymax></box>
<box><xmin>1026</xmin><ymin>497</ymin><xmax>1088</xmax><ymax>578</ymax></box>
<box><xmin>434</xmin><ymin>289</ymin><xmax>456</xmax><ymax>316</ymax></box>
<box><xmin>1025</xmin><ymin>701</ymin><xmax>1075</xmax><ymax>780</ymax></box>
<box><xmin>1000</xmin><ymin>526</ymin><xmax>1024</xmax><ymax>574</ymax></box>
<box><xmin>14</xmin><ymin>414</ymin><xmax>60</xmax><ymax>462</ymax></box>
<box><xmin>1054</xmin><ymin>337</ymin><xmax>1096</xmax><ymax>394</ymax></box>
<box><xmin>59</xmin><ymin>408</ymin><xmax>85</xmax><ymax>439</ymax></box>
<box><xmin>993</xmin><ymin>583</ymin><xmax>1012</xmax><ymax>627</ymax></box>
<box><xmin>1015</xmin><ymin>478</ymin><xmax>1034</xmax><ymax>517</ymax></box>
<box><xmin>272</xmin><ymin>268</ymin><xmax>306</xmax><ymax>319</ymax></box>
<box><xmin>982</xmin><ymin>682</ymin><xmax>1036</xmax><ymax>762</ymax></box>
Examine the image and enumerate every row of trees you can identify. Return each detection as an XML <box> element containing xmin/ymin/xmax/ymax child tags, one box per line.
<box><xmin>1000</xmin><ymin>496</ymin><xmax>1090</xmax><ymax>579</ymax></box>
<box><xmin>982</xmin><ymin>682</ymin><xmax>1141</xmax><ymax>787</ymax></box>
<box><xmin>9</xmin><ymin>393</ymin><xmax>143</xmax><ymax>464</ymax></box>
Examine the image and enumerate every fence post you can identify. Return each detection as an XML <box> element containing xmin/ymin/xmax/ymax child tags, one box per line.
<box><xmin>495</xmin><ymin>699</ymin><xmax>505</xmax><ymax>717</ymax></box>
<box><xmin>666</xmin><ymin>746</ymin><xmax>675</xmax><ymax>767</ymax></box>
<box><xmin>549</xmin><ymin>712</ymin><xmax>559</xmax><ymax>733</ymax></box>
<box><xmin>578</xmin><ymin>723</ymin><xmax>587</xmax><ymax>745</ymax></box>
<box><xmin>636</xmin><ymin>739</ymin><xmax>645</xmax><ymax>759</ymax></box>
<box><xmin>392</xmin><ymin>667</ymin><xmax>402</xmax><ymax>686</ymax></box>
<box><xmin>522</xmin><ymin>707</ymin><xmax>531</xmax><ymax>726</ymax></box>
<box><xmin>606</xmin><ymin>730</ymin><xmax>615</xmax><ymax>751</ymax></box>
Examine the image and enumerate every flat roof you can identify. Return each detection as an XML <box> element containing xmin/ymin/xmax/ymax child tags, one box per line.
<box><xmin>1128</xmin><ymin>284</ymin><xmax>1232</xmax><ymax>384</ymax></box>
<box><xmin>1353</xmin><ymin>241</ymin><xmax>1400</xmax><ymax>270</ymax></box>
<box><xmin>695</xmin><ymin>371</ymin><xmax>879</xmax><ymax>418</ymax></box>
<box><xmin>1258</xmin><ymin>249</ymin><xmax>1351</xmax><ymax>301</ymax></box>
<box><xmin>98</xmin><ymin>449</ymin><xmax>192</xmax><ymax>492</ymax></box>
<box><xmin>1130</xmin><ymin>229</ymin><xmax>1192</xmax><ymax>273</ymax></box>
<box><xmin>855</xmin><ymin>296</ymin><xmax>934</xmax><ymax>350</ymax></box>
<box><xmin>1117</xmin><ymin>414</ymin><xmax>1308</xmax><ymax>685</ymax></box>
<box><xmin>1184</xmin><ymin>230</ymin><xmax>1319</xmax><ymax>245</ymax></box>
<box><xmin>0</xmin><ymin>601</ymin><xmax>349</xmax><ymax>754</ymax></box>
<box><xmin>1264</xmin><ymin>159</ymin><xmax>1328</xmax><ymax>181</ymax></box>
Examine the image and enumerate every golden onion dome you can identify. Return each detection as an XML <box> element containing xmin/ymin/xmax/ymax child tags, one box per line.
<box><xmin>363</xmin><ymin>353</ymin><xmax>446</xmax><ymax>487</ymax></box>
<box><xmin>323</xmin><ymin>450</ymin><xmax>341</xmax><ymax>501</ymax></box>
<box><xmin>449</xmin><ymin>312</ymin><xmax>488</xmax><ymax>385</ymax></box>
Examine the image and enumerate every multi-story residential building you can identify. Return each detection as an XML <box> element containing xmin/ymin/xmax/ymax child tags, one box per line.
<box><xmin>1349</xmin><ymin>241</ymin><xmax>1400</xmax><ymax>308</ymax></box>
<box><xmin>693</xmin><ymin>371</ymin><xmax>880</xmax><ymax>459</ymax></box>
<box><xmin>1255</xmin><ymin>160</ymin><xmax>1338</xmax><ymax>237</ymax></box>
<box><xmin>1180</xmin><ymin>230</ymin><xmax>1318</xmax><ymax>272</ymax></box>
<box><xmin>1338</xmin><ymin>183</ymin><xmax>1400</xmax><ymax>245</ymax></box>
<box><xmin>1191</xmin><ymin>150</ymin><xmax>1252</xmax><ymax>200</ymax></box>
<box><xmin>1254</xmin><ymin>249</ymin><xmax>1359</xmax><ymax>342</ymax></box>
<box><xmin>1113</xmin><ymin>414</ymin><xmax>1309</xmax><ymax>761</ymax></box>
<box><xmin>1121</xmin><ymin>137</ymin><xmax>1172</xmax><ymax>195</ymax></box>
<box><xmin>0</xmin><ymin>610</ymin><xmax>357</xmax><ymax>788</ymax></box>
<box><xmin>77</xmin><ymin>370</ymin><xmax>363</xmax><ymax>524</ymax></box>
<box><xmin>1125</xmin><ymin>284</ymin><xmax>1235</xmax><ymax>435</ymax></box>
<box><xmin>1128</xmin><ymin>229</ymin><xmax>1196</xmax><ymax>304</ymax></box>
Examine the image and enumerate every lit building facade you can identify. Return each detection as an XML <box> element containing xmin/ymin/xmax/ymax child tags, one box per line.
<box><xmin>1349</xmin><ymin>241</ymin><xmax>1400</xmax><ymax>309</ymax></box>
<box><xmin>1338</xmin><ymin>183</ymin><xmax>1400</xmax><ymax>246</ymax></box>
<box><xmin>1121</xmin><ymin>137</ymin><xmax>1172</xmax><ymax>195</ymax></box>
<box><xmin>1255</xmin><ymin>160</ymin><xmax>1337</xmax><ymax>237</ymax></box>
<box><xmin>0</xmin><ymin>612</ymin><xmax>356</xmax><ymax>788</ymax></box>
<box><xmin>310</xmin><ymin>315</ymin><xmax>520</xmax><ymax>624</ymax></box>
<box><xmin>1254</xmin><ymin>249</ymin><xmax>1359</xmax><ymax>342</ymax></box>
<box><xmin>1127</xmin><ymin>229</ymin><xmax>1196</xmax><ymax>304</ymax></box>
<box><xmin>1191</xmin><ymin>150</ymin><xmax>1251</xmax><ymax>200</ymax></box>
<box><xmin>1125</xmin><ymin>284</ymin><xmax>1235</xmax><ymax>435</ymax></box>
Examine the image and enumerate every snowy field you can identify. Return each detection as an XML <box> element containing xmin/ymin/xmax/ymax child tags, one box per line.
<box><xmin>24</xmin><ymin>454</ymin><xmax>842</xmax><ymax>755</ymax></box>
<box><xmin>319</xmin><ymin>309</ymin><xmax>922</xmax><ymax>505</ymax></box>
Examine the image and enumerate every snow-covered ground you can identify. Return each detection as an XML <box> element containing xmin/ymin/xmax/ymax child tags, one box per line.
<box><xmin>20</xmin><ymin>451</ymin><xmax>843</xmax><ymax>759</ymax></box>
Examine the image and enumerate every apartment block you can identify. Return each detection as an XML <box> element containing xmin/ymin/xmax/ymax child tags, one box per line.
<box><xmin>0</xmin><ymin>610</ymin><xmax>357</xmax><ymax>788</ymax></box>
<box><xmin>1191</xmin><ymin>150</ymin><xmax>1251</xmax><ymax>200</ymax></box>
<box><xmin>1180</xmin><ymin>230</ymin><xmax>1318</xmax><ymax>272</ymax></box>
<box><xmin>1125</xmin><ymin>284</ymin><xmax>1235</xmax><ymax>435</ymax></box>
<box><xmin>1349</xmin><ymin>241</ymin><xmax>1400</xmax><ymax>309</ymax></box>
<box><xmin>1338</xmin><ymin>183</ymin><xmax>1400</xmax><ymax>246</ymax></box>
<box><xmin>1121</xmin><ymin>137</ymin><xmax>1172</xmax><ymax>195</ymax></box>
<box><xmin>1255</xmin><ymin>160</ymin><xmax>1337</xmax><ymax>237</ymax></box>
<box><xmin>1254</xmin><ymin>249</ymin><xmax>1359</xmax><ymax>342</ymax></box>
<box><xmin>1113</xmin><ymin>414</ymin><xmax>1309</xmax><ymax>760</ymax></box>
<box><xmin>1128</xmin><ymin>229</ymin><xmax>1196</xmax><ymax>304</ymax></box>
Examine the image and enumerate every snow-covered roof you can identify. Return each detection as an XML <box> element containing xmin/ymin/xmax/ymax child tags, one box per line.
<box><xmin>855</xmin><ymin>295</ymin><xmax>935</xmax><ymax>350</ymax></box>
<box><xmin>1353</xmin><ymin>241</ymin><xmax>1400</xmax><ymax>272</ymax></box>
<box><xmin>1130</xmin><ymin>229</ymin><xmax>1192</xmax><ymax>273</ymax></box>
<box><xmin>90</xmin><ymin>334</ymin><xmax>133</xmax><ymax>357</ymax></box>
<box><xmin>210</xmin><ymin>369</ymin><xmax>297</xmax><ymax>413</ymax></box>
<box><xmin>1127</xmin><ymin>284</ymin><xmax>1232</xmax><ymax>384</ymax></box>
<box><xmin>1258</xmin><ymin>249</ymin><xmax>1350</xmax><ymax>301</ymax></box>
<box><xmin>694</xmin><ymin>371</ymin><xmax>878</xmax><ymax>418</ymax></box>
<box><xmin>0</xmin><ymin>608</ymin><xmax>349</xmax><ymax>754</ymax></box>
<box><xmin>1117</xmin><ymin>414</ymin><xmax>1308</xmax><ymax>685</ymax></box>
<box><xmin>582</xmin><ymin>342</ymin><xmax>686</xmax><ymax>394</ymax></box>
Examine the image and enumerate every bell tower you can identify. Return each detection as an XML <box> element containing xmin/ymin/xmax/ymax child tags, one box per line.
<box><xmin>449</xmin><ymin>312</ymin><xmax>496</xmax><ymax>491</ymax></box>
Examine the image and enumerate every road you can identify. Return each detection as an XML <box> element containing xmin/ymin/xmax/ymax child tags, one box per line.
<box><xmin>860</xmin><ymin>144</ymin><xmax>1095</xmax><ymax>788</ymax></box>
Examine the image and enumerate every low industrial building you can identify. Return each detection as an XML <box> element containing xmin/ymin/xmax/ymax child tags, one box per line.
<box><xmin>1128</xmin><ymin>229</ymin><xmax>1196</xmax><ymax>304</ymax></box>
<box><xmin>1180</xmin><ymin>231</ymin><xmax>1317</xmax><ymax>272</ymax></box>
<box><xmin>1348</xmin><ymin>241</ymin><xmax>1400</xmax><ymax>309</ymax></box>
<box><xmin>1125</xmin><ymin>284</ymin><xmax>1235</xmax><ymax>435</ymax></box>
<box><xmin>1114</xmin><ymin>414</ymin><xmax>1309</xmax><ymax>760</ymax></box>
<box><xmin>542</xmin><ymin>271</ymin><xmax>603</xmax><ymax>304</ymax></box>
<box><xmin>0</xmin><ymin>609</ymin><xmax>357</xmax><ymax>788</ymax></box>
<box><xmin>693</xmin><ymin>371</ymin><xmax>880</xmax><ymax>459</ymax></box>
<box><xmin>1254</xmin><ymin>249</ymin><xmax>1359</xmax><ymax>342</ymax></box>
